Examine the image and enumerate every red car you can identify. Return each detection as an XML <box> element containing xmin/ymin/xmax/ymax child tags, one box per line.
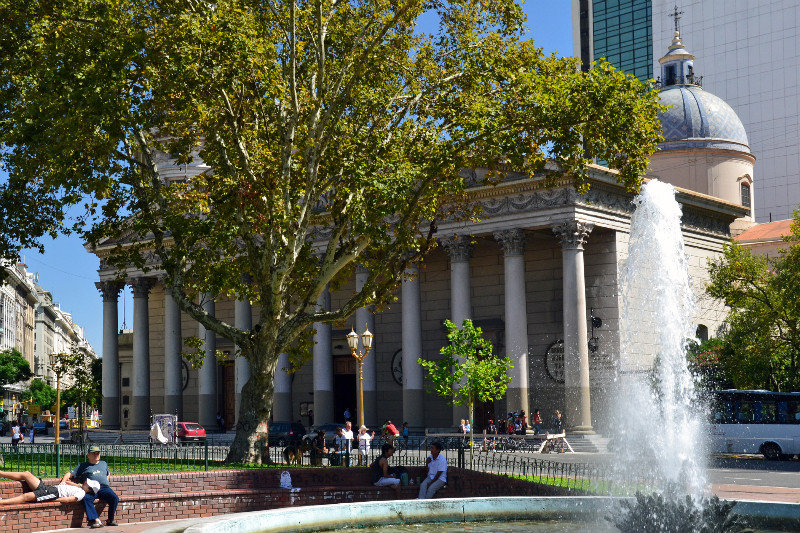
<box><xmin>176</xmin><ymin>422</ymin><xmax>207</xmax><ymax>443</ymax></box>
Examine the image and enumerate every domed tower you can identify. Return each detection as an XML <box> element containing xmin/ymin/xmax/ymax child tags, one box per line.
<box><xmin>648</xmin><ymin>30</ymin><xmax>755</xmax><ymax>232</ymax></box>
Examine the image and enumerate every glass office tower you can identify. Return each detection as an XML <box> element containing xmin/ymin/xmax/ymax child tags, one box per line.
<box><xmin>574</xmin><ymin>0</ymin><xmax>653</xmax><ymax>82</ymax></box>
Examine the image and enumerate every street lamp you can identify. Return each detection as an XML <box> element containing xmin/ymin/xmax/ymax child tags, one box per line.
<box><xmin>346</xmin><ymin>326</ymin><xmax>373</xmax><ymax>428</ymax></box>
<box><xmin>49</xmin><ymin>351</ymin><xmax>69</xmax><ymax>475</ymax></box>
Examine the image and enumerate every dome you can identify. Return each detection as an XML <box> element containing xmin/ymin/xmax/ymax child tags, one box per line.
<box><xmin>658</xmin><ymin>85</ymin><xmax>751</xmax><ymax>154</ymax></box>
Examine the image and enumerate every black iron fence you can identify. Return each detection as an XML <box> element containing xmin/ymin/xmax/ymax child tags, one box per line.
<box><xmin>0</xmin><ymin>440</ymin><xmax>653</xmax><ymax>495</ymax></box>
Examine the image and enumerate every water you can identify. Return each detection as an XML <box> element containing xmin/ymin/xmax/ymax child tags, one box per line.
<box><xmin>615</xmin><ymin>179</ymin><xmax>707</xmax><ymax>498</ymax></box>
<box><xmin>356</xmin><ymin>521</ymin><xmax>616</xmax><ymax>533</ymax></box>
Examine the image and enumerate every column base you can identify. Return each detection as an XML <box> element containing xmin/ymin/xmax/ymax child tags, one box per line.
<box><xmin>363</xmin><ymin>390</ymin><xmax>378</xmax><ymax>427</ymax></box>
<box><xmin>272</xmin><ymin>391</ymin><xmax>293</xmax><ymax>422</ymax></box>
<box><xmin>129</xmin><ymin>395</ymin><xmax>150</xmax><ymax>430</ymax></box>
<box><xmin>566</xmin><ymin>426</ymin><xmax>595</xmax><ymax>435</ymax></box>
<box><xmin>102</xmin><ymin>396</ymin><xmax>121</xmax><ymax>430</ymax></box>
<box><xmin>164</xmin><ymin>394</ymin><xmax>183</xmax><ymax>420</ymax></box>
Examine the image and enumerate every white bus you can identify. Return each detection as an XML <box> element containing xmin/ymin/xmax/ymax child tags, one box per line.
<box><xmin>709</xmin><ymin>389</ymin><xmax>800</xmax><ymax>460</ymax></box>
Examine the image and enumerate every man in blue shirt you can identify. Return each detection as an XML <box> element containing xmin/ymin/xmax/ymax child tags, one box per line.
<box><xmin>62</xmin><ymin>445</ymin><xmax>119</xmax><ymax>528</ymax></box>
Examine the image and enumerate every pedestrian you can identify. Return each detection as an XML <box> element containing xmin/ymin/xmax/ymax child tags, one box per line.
<box><xmin>357</xmin><ymin>425</ymin><xmax>375</xmax><ymax>466</ymax></box>
<box><xmin>62</xmin><ymin>444</ymin><xmax>119</xmax><ymax>528</ymax></box>
<box><xmin>27</xmin><ymin>424</ymin><xmax>35</xmax><ymax>444</ymax></box>
<box><xmin>343</xmin><ymin>420</ymin><xmax>354</xmax><ymax>441</ymax></box>
<box><xmin>458</xmin><ymin>419</ymin><xmax>467</xmax><ymax>435</ymax></box>
<box><xmin>333</xmin><ymin>426</ymin><xmax>351</xmax><ymax>466</ymax></box>
<box><xmin>382</xmin><ymin>419</ymin><xmax>400</xmax><ymax>443</ymax></box>
<box><xmin>401</xmin><ymin>422</ymin><xmax>410</xmax><ymax>449</ymax></box>
<box><xmin>310</xmin><ymin>430</ymin><xmax>329</xmax><ymax>465</ymax></box>
<box><xmin>216</xmin><ymin>412</ymin><xmax>225</xmax><ymax>433</ymax></box>
<box><xmin>533</xmin><ymin>409</ymin><xmax>543</xmax><ymax>434</ymax></box>
<box><xmin>370</xmin><ymin>443</ymin><xmax>401</xmax><ymax>493</ymax></box>
<box><xmin>344</xmin><ymin>407</ymin><xmax>352</xmax><ymax>422</ymax></box>
<box><xmin>11</xmin><ymin>421</ymin><xmax>21</xmax><ymax>447</ymax></box>
<box><xmin>551</xmin><ymin>410</ymin><xmax>564</xmax><ymax>434</ymax></box>
<box><xmin>417</xmin><ymin>441</ymin><xmax>447</xmax><ymax>499</ymax></box>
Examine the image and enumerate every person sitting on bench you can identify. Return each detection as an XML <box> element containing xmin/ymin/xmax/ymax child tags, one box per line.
<box><xmin>417</xmin><ymin>441</ymin><xmax>447</xmax><ymax>499</ymax></box>
<box><xmin>0</xmin><ymin>470</ymin><xmax>99</xmax><ymax>505</ymax></box>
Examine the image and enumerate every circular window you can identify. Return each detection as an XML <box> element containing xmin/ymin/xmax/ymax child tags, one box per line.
<box><xmin>545</xmin><ymin>340</ymin><xmax>565</xmax><ymax>384</ymax></box>
<box><xmin>390</xmin><ymin>349</ymin><xmax>403</xmax><ymax>386</ymax></box>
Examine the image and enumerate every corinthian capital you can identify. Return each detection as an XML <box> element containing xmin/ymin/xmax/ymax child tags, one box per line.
<box><xmin>552</xmin><ymin>220</ymin><xmax>593</xmax><ymax>250</ymax></box>
<box><xmin>440</xmin><ymin>234</ymin><xmax>473</xmax><ymax>263</ymax></box>
<box><xmin>131</xmin><ymin>277</ymin><xmax>156</xmax><ymax>298</ymax></box>
<box><xmin>95</xmin><ymin>281</ymin><xmax>123</xmax><ymax>303</ymax></box>
<box><xmin>493</xmin><ymin>229</ymin><xmax>526</xmax><ymax>256</ymax></box>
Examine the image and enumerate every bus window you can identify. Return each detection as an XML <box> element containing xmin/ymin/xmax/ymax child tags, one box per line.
<box><xmin>737</xmin><ymin>401</ymin><xmax>754</xmax><ymax>423</ymax></box>
<box><xmin>753</xmin><ymin>402</ymin><xmax>763</xmax><ymax>423</ymax></box>
<box><xmin>778</xmin><ymin>401</ymin><xmax>788</xmax><ymax>424</ymax></box>
<box><xmin>724</xmin><ymin>401</ymin><xmax>735</xmax><ymax>424</ymax></box>
<box><xmin>760</xmin><ymin>402</ymin><xmax>777</xmax><ymax>424</ymax></box>
<box><xmin>789</xmin><ymin>402</ymin><xmax>800</xmax><ymax>424</ymax></box>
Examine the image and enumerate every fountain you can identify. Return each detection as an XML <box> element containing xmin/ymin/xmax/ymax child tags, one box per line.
<box><xmin>614</xmin><ymin>179</ymin><xmax>707</xmax><ymax>499</ymax></box>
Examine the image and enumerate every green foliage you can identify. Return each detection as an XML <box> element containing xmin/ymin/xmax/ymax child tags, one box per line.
<box><xmin>686</xmin><ymin>338</ymin><xmax>731</xmax><ymax>391</ymax></box>
<box><xmin>0</xmin><ymin>0</ymin><xmax>662</xmax><ymax>461</ymax></box>
<box><xmin>607</xmin><ymin>489</ymin><xmax>745</xmax><ymax>533</ymax></box>
<box><xmin>20</xmin><ymin>378</ymin><xmax>57</xmax><ymax>411</ymax></box>
<box><xmin>418</xmin><ymin>319</ymin><xmax>512</xmax><ymax>408</ymax></box>
<box><xmin>706</xmin><ymin>214</ymin><xmax>800</xmax><ymax>391</ymax></box>
<box><xmin>0</xmin><ymin>348</ymin><xmax>32</xmax><ymax>387</ymax></box>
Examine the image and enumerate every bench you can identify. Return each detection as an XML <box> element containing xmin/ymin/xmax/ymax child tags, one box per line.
<box><xmin>0</xmin><ymin>466</ymin><xmax>569</xmax><ymax>533</ymax></box>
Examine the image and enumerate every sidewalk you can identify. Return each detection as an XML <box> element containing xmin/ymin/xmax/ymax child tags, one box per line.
<box><xmin>713</xmin><ymin>483</ymin><xmax>800</xmax><ymax>503</ymax></box>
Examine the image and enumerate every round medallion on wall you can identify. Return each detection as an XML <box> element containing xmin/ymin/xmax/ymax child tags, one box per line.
<box><xmin>545</xmin><ymin>340</ymin><xmax>565</xmax><ymax>384</ymax></box>
<box><xmin>390</xmin><ymin>349</ymin><xmax>403</xmax><ymax>386</ymax></box>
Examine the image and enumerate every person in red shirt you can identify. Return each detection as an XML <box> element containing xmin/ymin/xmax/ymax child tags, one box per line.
<box><xmin>533</xmin><ymin>409</ymin><xmax>543</xmax><ymax>434</ymax></box>
<box><xmin>383</xmin><ymin>419</ymin><xmax>400</xmax><ymax>443</ymax></box>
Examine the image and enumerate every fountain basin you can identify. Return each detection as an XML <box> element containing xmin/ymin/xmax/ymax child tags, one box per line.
<box><xmin>179</xmin><ymin>496</ymin><xmax>800</xmax><ymax>533</ymax></box>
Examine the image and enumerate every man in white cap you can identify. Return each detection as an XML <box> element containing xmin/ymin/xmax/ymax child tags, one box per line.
<box><xmin>0</xmin><ymin>469</ymin><xmax>99</xmax><ymax>505</ymax></box>
<box><xmin>62</xmin><ymin>444</ymin><xmax>119</xmax><ymax>528</ymax></box>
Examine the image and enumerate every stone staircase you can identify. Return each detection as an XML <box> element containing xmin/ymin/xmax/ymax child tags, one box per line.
<box><xmin>565</xmin><ymin>433</ymin><xmax>611</xmax><ymax>454</ymax></box>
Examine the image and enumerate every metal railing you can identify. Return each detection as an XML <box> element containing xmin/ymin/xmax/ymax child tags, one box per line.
<box><xmin>0</xmin><ymin>440</ymin><xmax>652</xmax><ymax>496</ymax></box>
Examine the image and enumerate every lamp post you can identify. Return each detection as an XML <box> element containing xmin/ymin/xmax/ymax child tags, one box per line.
<box><xmin>49</xmin><ymin>352</ymin><xmax>69</xmax><ymax>477</ymax></box>
<box><xmin>346</xmin><ymin>326</ymin><xmax>373</xmax><ymax>428</ymax></box>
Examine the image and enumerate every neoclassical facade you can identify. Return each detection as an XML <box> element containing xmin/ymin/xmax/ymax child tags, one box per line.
<box><xmin>94</xmin><ymin>167</ymin><xmax>747</xmax><ymax>433</ymax></box>
<box><xmin>94</xmin><ymin>32</ymin><xmax>754</xmax><ymax>435</ymax></box>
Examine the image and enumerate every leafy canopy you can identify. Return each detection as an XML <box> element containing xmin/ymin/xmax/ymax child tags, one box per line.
<box><xmin>0</xmin><ymin>0</ymin><xmax>662</xmax><ymax>461</ymax></box>
<box><xmin>0</xmin><ymin>348</ymin><xmax>32</xmax><ymax>388</ymax></box>
<box><xmin>418</xmin><ymin>319</ymin><xmax>512</xmax><ymax>407</ymax></box>
<box><xmin>707</xmin><ymin>213</ymin><xmax>800</xmax><ymax>391</ymax></box>
<box><xmin>21</xmin><ymin>378</ymin><xmax>58</xmax><ymax>412</ymax></box>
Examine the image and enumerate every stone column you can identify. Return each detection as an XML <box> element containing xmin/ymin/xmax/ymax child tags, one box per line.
<box><xmin>401</xmin><ymin>265</ymin><xmax>424</xmax><ymax>430</ymax></box>
<box><xmin>355</xmin><ymin>265</ymin><xmax>377</xmax><ymax>427</ymax></box>
<box><xmin>273</xmin><ymin>353</ymin><xmax>293</xmax><ymax>422</ymax></box>
<box><xmin>552</xmin><ymin>220</ymin><xmax>594</xmax><ymax>433</ymax></box>
<box><xmin>130</xmin><ymin>277</ymin><xmax>154</xmax><ymax>430</ymax></box>
<box><xmin>234</xmin><ymin>296</ymin><xmax>252</xmax><ymax>425</ymax></box>
<box><xmin>198</xmin><ymin>295</ymin><xmax>217</xmax><ymax>429</ymax></box>
<box><xmin>313</xmin><ymin>287</ymin><xmax>333</xmax><ymax>424</ymax></box>
<box><xmin>441</xmin><ymin>234</ymin><xmax>473</xmax><ymax>426</ymax></box>
<box><xmin>97</xmin><ymin>281</ymin><xmax>122</xmax><ymax>429</ymax></box>
<box><xmin>163</xmin><ymin>287</ymin><xmax>183</xmax><ymax>419</ymax></box>
<box><xmin>494</xmin><ymin>229</ymin><xmax>530</xmax><ymax>416</ymax></box>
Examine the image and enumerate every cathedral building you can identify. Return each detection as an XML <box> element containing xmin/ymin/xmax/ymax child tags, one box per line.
<box><xmin>94</xmin><ymin>32</ymin><xmax>753</xmax><ymax>434</ymax></box>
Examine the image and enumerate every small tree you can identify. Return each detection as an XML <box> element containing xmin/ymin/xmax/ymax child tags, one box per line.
<box><xmin>62</xmin><ymin>351</ymin><xmax>100</xmax><ymax>440</ymax></box>
<box><xmin>20</xmin><ymin>378</ymin><xmax>57</xmax><ymax>414</ymax></box>
<box><xmin>418</xmin><ymin>319</ymin><xmax>512</xmax><ymax>464</ymax></box>
<box><xmin>0</xmin><ymin>348</ymin><xmax>32</xmax><ymax>389</ymax></box>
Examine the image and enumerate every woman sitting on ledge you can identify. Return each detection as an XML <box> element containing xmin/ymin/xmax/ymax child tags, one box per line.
<box><xmin>0</xmin><ymin>470</ymin><xmax>99</xmax><ymax>505</ymax></box>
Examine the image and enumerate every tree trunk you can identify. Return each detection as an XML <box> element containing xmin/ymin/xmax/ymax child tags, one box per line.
<box><xmin>468</xmin><ymin>399</ymin><xmax>474</xmax><ymax>469</ymax></box>
<box><xmin>225</xmin><ymin>351</ymin><xmax>278</xmax><ymax>464</ymax></box>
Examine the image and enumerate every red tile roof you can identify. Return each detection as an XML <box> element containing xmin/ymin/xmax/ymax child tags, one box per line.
<box><xmin>735</xmin><ymin>219</ymin><xmax>794</xmax><ymax>242</ymax></box>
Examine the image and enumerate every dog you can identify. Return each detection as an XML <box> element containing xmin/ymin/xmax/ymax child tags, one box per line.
<box><xmin>283</xmin><ymin>442</ymin><xmax>311</xmax><ymax>465</ymax></box>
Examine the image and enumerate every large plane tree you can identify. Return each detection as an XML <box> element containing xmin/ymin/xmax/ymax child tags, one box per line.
<box><xmin>0</xmin><ymin>0</ymin><xmax>663</xmax><ymax>462</ymax></box>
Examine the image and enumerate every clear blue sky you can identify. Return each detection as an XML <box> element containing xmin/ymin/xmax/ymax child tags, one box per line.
<box><xmin>19</xmin><ymin>0</ymin><xmax>573</xmax><ymax>358</ymax></box>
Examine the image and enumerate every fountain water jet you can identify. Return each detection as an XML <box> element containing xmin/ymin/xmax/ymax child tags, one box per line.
<box><xmin>615</xmin><ymin>179</ymin><xmax>707</xmax><ymax>499</ymax></box>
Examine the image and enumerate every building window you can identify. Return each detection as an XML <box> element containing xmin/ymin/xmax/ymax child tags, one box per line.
<box><xmin>741</xmin><ymin>183</ymin><xmax>751</xmax><ymax>208</ymax></box>
<box><xmin>122</xmin><ymin>377</ymin><xmax>130</xmax><ymax>387</ymax></box>
<box><xmin>696</xmin><ymin>325</ymin><xmax>709</xmax><ymax>343</ymax></box>
<box><xmin>122</xmin><ymin>395</ymin><xmax>130</xmax><ymax>405</ymax></box>
<box><xmin>123</xmin><ymin>409</ymin><xmax>129</xmax><ymax>419</ymax></box>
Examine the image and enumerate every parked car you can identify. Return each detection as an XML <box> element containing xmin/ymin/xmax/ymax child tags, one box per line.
<box><xmin>176</xmin><ymin>422</ymin><xmax>207</xmax><ymax>443</ymax></box>
<box><xmin>33</xmin><ymin>422</ymin><xmax>47</xmax><ymax>435</ymax></box>
<box><xmin>302</xmin><ymin>423</ymin><xmax>344</xmax><ymax>445</ymax></box>
<box><xmin>268</xmin><ymin>421</ymin><xmax>306</xmax><ymax>446</ymax></box>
